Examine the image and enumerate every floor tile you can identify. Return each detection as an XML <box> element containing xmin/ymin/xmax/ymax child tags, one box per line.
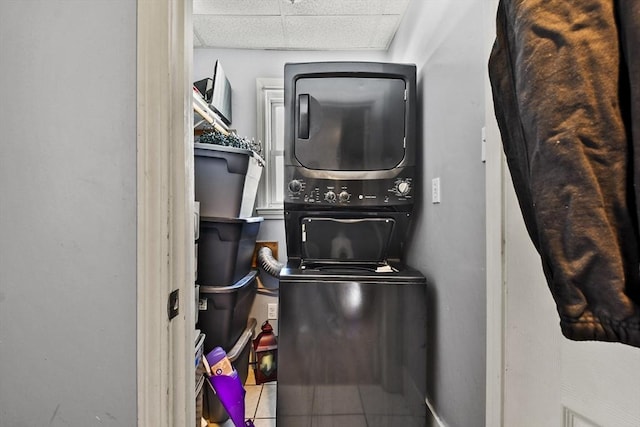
<box><xmin>255</xmin><ymin>384</ymin><xmax>277</xmax><ymax>418</ymax></box>
<box><xmin>246</xmin><ymin>365</ymin><xmax>256</xmax><ymax>385</ymax></box>
<box><xmin>244</xmin><ymin>385</ymin><xmax>262</xmax><ymax>419</ymax></box>
<box><xmin>252</xmin><ymin>418</ymin><xmax>277</xmax><ymax>427</ymax></box>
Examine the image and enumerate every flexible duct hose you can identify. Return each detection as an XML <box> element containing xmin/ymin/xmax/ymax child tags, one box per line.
<box><xmin>257</xmin><ymin>246</ymin><xmax>284</xmax><ymax>278</ymax></box>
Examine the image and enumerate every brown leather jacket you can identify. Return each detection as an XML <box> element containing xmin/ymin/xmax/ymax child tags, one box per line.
<box><xmin>489</xmin><ymin>0</ymin><xmax>640</xmax><ymax>347</ymax></box>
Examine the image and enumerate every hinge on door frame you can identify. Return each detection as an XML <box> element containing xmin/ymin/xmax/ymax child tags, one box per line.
<box><xmin>168</xmin><ymin>289</ymin><xmax>179</xmax><ymax>320</ymax></box>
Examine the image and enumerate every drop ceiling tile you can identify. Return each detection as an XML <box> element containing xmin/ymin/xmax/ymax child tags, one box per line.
<box><xmin>193</xmin><ymin>31</ymin><xmax>203</xmax><ymax>47</ymax></box>
<box><xmin>281</xmin><ymin>0</ymin><xmax>384</xmax><ymax>16</ymax></box>
<box><xmin>192</xmin><ymin>0</ymin><xmax>413</xmax><ymax>50</ymax></box>
<box><xmin>370</xmin><ymin>15</ymin><xmax>404</xmax><ymax>49</ymax></box>
<box><xmin>382</xmin><ymin>0</ymin><xmax>412</xmax><ymax>15</ymax></box>
<box><xmin>193</xmin><ymin>0</ymin><xmax>281</xmax><ymax>16</ymax></box>
<box><xmin>194</xmin><ymin>15</ymin><xmax>285</xmax><ymax>49</ymax></box>
<box><xmin>284</xmin><ymin>15</ymin><xmax>381</xmax><ymax>50</ymax></box>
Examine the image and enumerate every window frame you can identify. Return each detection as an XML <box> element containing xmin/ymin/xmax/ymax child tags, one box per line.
<box><xmin>255</xmin><ymin>77</ymin><xmax>285</xmax><ymax>219</ymax></box>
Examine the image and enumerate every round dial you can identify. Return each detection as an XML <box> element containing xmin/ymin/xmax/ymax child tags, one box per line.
<box><xmin>339</xmin><ymin>191</ymin><xmax>350</xmax><ymax>202</ymax></box>
<box><xmin>324</xmin><ymin>191</ymin><xmax>337</xmax><ymax>202</ymax></box>
<box><xmin>396</xmin><ymin>181</ymin><xmax>411</xmax><ymax>196</ymax></box>
<box><xmin>288</xmin><ymin>179</ymin><xmax>302</xmax><ymax>194</ymax></box>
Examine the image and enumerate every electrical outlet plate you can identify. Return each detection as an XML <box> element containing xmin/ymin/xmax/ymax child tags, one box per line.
<box><xmin>268</xmin><ymin>303</ymin><xmax>278</xmax><ymax>319</ymax></box>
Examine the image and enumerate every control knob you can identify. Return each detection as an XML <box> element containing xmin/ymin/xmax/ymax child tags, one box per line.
<box><xmin>324</xmin><ymin>190</ymin><xmax>337</xmax><ymax>202</ymax></box>
<box><xmin>288</xmin><ymin>179</ymin><xmax>302</xmax><ymax>194</ymax></box>
<box><xmin>396</xmin><ymin>180</ymin><xmax>411</xmax><ymax>196</ymax></box>
<box><xmin>338</xmin><ymin>191</ymin><xmax>350</xmax><ymax>202</ymax></box>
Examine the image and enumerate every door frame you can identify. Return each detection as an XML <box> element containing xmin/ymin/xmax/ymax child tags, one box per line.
<box><xmin>137</xmin><ymin>1</ymin><xmax>509</xmax><ymax>425</ymax></box>
<box><xmin>484</xmin><ymin>0</ymin><xmax>505</xmax><ymax>425</ymax></box>
<box><xmin>484</xmin><ymin>108</ymin><xmax>506</xmax><ymax>426</ymax></box>
<box><xmin>137</xmin><ymin>0</ymin><xmax>195</xmax><ymax>425</ymax></box>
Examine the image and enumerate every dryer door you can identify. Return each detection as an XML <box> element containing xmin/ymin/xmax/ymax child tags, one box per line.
<box><xmin>293</xmin><ymin>76</ymin><xmax>407</xmax><ymax>171</ymax></box>
<box><xmin>300</xmin><ymin>217</ymin><xmax>395</xmax><ymax>263</ymax></box>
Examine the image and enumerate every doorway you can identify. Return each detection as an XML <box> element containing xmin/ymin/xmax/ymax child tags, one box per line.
<box><xmin>137</xmin><ymin>0</ymin><xmax>195</xmax><ymax>426</ymax></box>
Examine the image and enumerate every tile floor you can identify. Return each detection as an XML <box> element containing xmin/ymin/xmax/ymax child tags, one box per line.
<box><xmin>205</xmin><ymin>366</ymin><xmax>276</xmax><ymax>427</ymax></box>
<box><xmin>201</xmin><ymin>366</ymin><xmax>424</xmax><ymax>427</ymax></box>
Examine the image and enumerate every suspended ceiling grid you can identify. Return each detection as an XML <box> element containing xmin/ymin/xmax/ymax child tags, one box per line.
<box><xmin>193</xmin><ymin>0</ymin><xmax>413</xmax><ymax>50</ymax></box>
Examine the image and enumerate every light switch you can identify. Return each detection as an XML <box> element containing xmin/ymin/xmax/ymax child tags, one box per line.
<box><xmin>432</xmin><ymin>177</ymin><xmax>441</xmax><ymax>204</ymax></box>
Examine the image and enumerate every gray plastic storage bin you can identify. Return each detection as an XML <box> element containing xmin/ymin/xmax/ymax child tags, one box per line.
<box><xmin>197</xmin><ymin>216</ymin><xmax>263</xmax><ymax>287</ymax></box>
<box><xmin>195</xmin><ymin>333</ymin><xmax>206</xmax><ymax>427</ymax></box>
<box><xmin>194</xmin><ymin>142</ymin><xmax>264</xmax><ymax>218</ymax></box>
<box><xmin>197</xmin><ymin>270</ymin><xmax>258</xmax><ymax>353</ymax></box>
<box><xmin>195</xmin><ymin>332</ymin><xmax>206</xmax><ymax>386</ymax></box>
<box><xmin>202</xmin><ymin>318</ymin><xmax>256</xmax><ymax>425</ymax></box>
<box><xmin>196</xmin><ymin>376</ymin><xmax>205</xmax><ymax>427</ymax></box>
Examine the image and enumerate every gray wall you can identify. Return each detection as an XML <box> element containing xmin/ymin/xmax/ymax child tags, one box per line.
<box><xmin>389</xmin><ymin>0</ymin><xmax>488</xmax><ymax>425</ymax></box>
<box><xmin>0</xmin><ymin>1</ymin><xmax>137</xmax><ymax>425</ymax></box>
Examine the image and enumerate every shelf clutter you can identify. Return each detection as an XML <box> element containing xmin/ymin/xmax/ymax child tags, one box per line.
<box><xmin>192</xmin><ymin>85</ymin><xmax>265</xmax><ymax>426</ymax></box>
<box><xmin>193</xmin><ymin>86</ymin><xmax>230</xmax><ymax>136</ymax></box>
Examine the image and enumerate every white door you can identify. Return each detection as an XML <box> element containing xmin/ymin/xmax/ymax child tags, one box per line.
<box><xmin>483</xmin><ymin>128</ymin><xmax>640</xmax><ymax>426</ymax></box>
<box><xmin>483</xmin><ymin>1</ymin><xmax>640</xmax><ymax>423</ymax></box>
<box><xmin>499</xmin><ymin>177</ymin><xmax>640</xmax><ymax>427</ymax></box>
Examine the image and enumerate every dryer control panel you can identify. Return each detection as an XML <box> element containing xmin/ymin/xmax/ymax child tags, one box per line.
<box><xmin>285</xmin><ymin>175</ymin><xmax>414</xmax><ymax>208</ymax></box>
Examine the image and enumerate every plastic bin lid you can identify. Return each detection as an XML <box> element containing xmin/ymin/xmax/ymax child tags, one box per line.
<box><xmin>227</xmin><ymin>317</ymin><xmax>257</xmax><ymax>362</ymax></box>
<box><xmin>194</xmin><ymin>142</ymin><xmax>265</xmax><ymax>167</ymax></box>
<box><xmin>199</xmin><ymin>270</ymin><xmax>258</xmax><ymax>294</ymax></box>
<box><xmin>200</xmin><ymin>216</ymin><xmax>264</xmax><ymax>224</ymax></box>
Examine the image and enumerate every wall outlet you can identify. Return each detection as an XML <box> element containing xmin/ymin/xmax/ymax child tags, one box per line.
<box><xmin>252</xmin><ymin>241</ymin><xmax>279</xmax><ymax>268</ymax></box>
<box><xmin>268</xmin><ymin>303</ymin><xmax>278</xmax><ymax>320</ymax></box>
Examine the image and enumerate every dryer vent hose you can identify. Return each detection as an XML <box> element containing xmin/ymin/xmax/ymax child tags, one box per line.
<box><xmin>257</xmin><ymin>246</ymin><xmax>284</xmax><ymax>278</ymax></box>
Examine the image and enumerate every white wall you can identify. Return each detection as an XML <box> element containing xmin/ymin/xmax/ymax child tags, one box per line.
<box><xmin>389</xmin><ymin>0</ymin><xmax>488</xmax><ymax>425</ymax></box>
<box><xmin>0</xmin><ymin>1</ymin><xmax>137</xmax><ymax>425</ymax></box>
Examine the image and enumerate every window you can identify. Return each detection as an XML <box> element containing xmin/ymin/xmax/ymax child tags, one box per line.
<box><xmin>256</xmin><ymin>78</ymin><xmax>284</xmax><ymax>219</ymax></box>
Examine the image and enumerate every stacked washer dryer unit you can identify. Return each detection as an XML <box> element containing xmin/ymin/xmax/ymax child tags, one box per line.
<box><xmin>277</xmin><ymin>62</ymin><xmax>427</xmax><ymax>427</ymax></box>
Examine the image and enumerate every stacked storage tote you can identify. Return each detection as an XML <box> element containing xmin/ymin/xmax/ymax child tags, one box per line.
<box><xmin>194</xmin><ymin>141</ymin><xmax>264</xmax><ymax>425</ymax></box>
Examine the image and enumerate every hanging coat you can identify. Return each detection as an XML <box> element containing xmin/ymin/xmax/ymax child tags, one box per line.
<box><xmin>488</xmin><ymin>0</ymin><xmax>640</xmax><ymax>347</ymax></box>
